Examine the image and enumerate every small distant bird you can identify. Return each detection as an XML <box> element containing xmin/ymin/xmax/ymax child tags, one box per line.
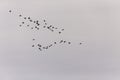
<box><xmin>46</xmin><ymin>46</ymin><xmax>48</xmax><ymax>49</ymax></box>
<box><xmin>37</xmin><ymin>23</ymin><xmax>40</xmax><ymax>26</ymax></box>
<box><xmin>60</xmin><ymin>40</ymin><xmax>63</xmax><ymax>43</ymax></box>
<box><xmin>68</xmin><ymin>42</ymin><xmax>71</xmax><ymax>44</ymax></box>
<box><xmin>43</xmin><ymin>47</ymin><xmax>46</xmax><ymax>49</ymax></box>
<box><xmin>36</xmin><ymin>20</ymin><xmax>39</xmax><ymax>23</ymax></box>
<box><xmin>19</xmin><ymin>15</ymin><xmax>22</xmax><ymax>17</ymax></box>
<box><xmin>37</xmin><ymin>44</ymin><xmax>40</xmax><ymax>46</ymax></box>
<box><xmin>63</xmin><ymin>41</ymin><xmax>66</xmax><ymax>43</ymax></box>
<box><xmin>28</xmin><ymin>17</ymin><xmax>30</xmax><ymax>19</ymax></box>
<box><xmin>59</xmin><ymin>32</ymin><xmax>61</xmax><ymax>34</ymax></box>
<box><xmin>45</xmin><ymin>23</ymin><xmax>47</xmax><ymax>25</ymax></box>
<box><xmin>47</xmin><ymin>27</ymin><xmax>50</xmax><ymax>29</ymax></box>
<box><xmin>32</xmin><ymin>39</ymin><xmax>35</xmax><ymax>41</ymax></box>
<box><xmin>51</xmin><ymin>30</ymin><xmax>54</xmax><ymax>32</ymax></box>
<box><xmin>49</xmin><ymin>44</ymin><xmax>52</xmax><ymax>47</ymax></box>
<box><xmin>38</xmin><ymin>44</ymin><xmax>42</xmax><ymax>47</ymax></box>
<box><xmin>33</xmin><ymin>21</ymin><xmax>36</xmax><ymax>23</ymax></box>
<box><xmin>43</xmin><ymin>26</ymin><xmax>46</xmax><ymax>28</ymax></box>
<box><xmin>37</xmin><ymin>28</ymin><xmax>39</xmax><ymax>30</ymax></box>
<box><xmin>79</xmin><ymin>43</ymin><xmax>82</xmax><ymax>45</ymax></box>
<box><xmin>32</xmin><ymin>45</ymin><xmax>34</xmax><ymax>47</ymax></box>
<box><xmin>9</xmin><ymin>10</ymin><xmax>12</xmax><ymax>13</ymax></box>
<box><xmin>39</xmin><ymin>48</ymin><xmax>42</xmax><ymax>51</ymax></box>
<box><xmin>30</xmin><ymin>20</ymin><xmax>32</xmax><ymax>22</ymax></box>
<box><xmin>22</xmin><ymin>22</ymin><xmax>24</xmax><ymax>24</ymax></box>
<box><xmin>61</xmin><ymin>29</ymin><xmax>64</xmax><ymax>31</ymax></box>
<box><xmin>49</xmin><ymin>25</ymin><xmax>52</xmax><ymax>27</ymax></box>
<box><xmin>43</xmin><ymin>20</ymin><xmax>46</xmax><ymax>22</ymax></box>
<box><xmin>54</xmin><ymin>42</ymin><xmax>57</xmax><ymax>44</ymax></box>
<box><xmin>24</xmin><ymin>17</ymin><xmax>26</xmax><ymax>19</ymax></box>
<box><xmin>19</xmin><ymin>25</ymin><xmax>21</xmax><ymax>26</ymax></box>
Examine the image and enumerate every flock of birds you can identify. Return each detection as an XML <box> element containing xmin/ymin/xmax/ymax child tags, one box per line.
<box><xmin>9</xmin><ymin>10</ymin><xmax>83</xmax><ymax>52</ymax></box>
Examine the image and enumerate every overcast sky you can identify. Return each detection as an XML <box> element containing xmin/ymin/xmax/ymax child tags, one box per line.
<box><xmin>0</xmin><ymin>0</ymin><xmax>120</xmax><ymax>80</ymax></box>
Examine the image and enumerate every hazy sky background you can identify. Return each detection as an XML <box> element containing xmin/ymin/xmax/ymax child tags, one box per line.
<box><xmin>0</xmin><ymin>0</ymin><xmax>120</xmax><ymax>80</ymax></box>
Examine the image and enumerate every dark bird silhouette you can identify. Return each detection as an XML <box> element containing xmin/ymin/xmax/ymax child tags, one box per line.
<box><xmin>37</xmin><ymin>28</ymin><xmax>39</xmax><ymax>30</ymax></box>
<box><xmin>36</xmin><ymin>20</ymin><xmax>39</xmax><ymax>23</ymax></box>
<box><xmin>64</xmin><ymin>41</ymin><xmax>66</xmax><ymax>43</ymax></box>
<box><xmin>28</xmin><ymin>17</ymin><xmax>30</xmax><ymax>19</ymax></box>
<box><xmin>9</xmin><ymin>10</ymin><xmax>12</xmax><ymax>13</ymax></box>
<box><xmin>60</xmin><ymin>40</ymin><xmax>63</xmax><ymax>43</ymax></box>
<box><xmin>38</xmin><ymin>44</ymin><xmax>42</xmax><ymax>47</ymax></box>
<box><xmin>49</xmin><ymin>25</ymin><xmax>52</xmax><ymax>27</ymax></box>
<box><xmin>51</xmin><ymin>30</ymin><xmax>54</xmax><ymax>32</ymax></box>
<box><xmin>49</xmin><ymin>44</ymin><xmax>53</xmax><ymax>47</ymax></box>
<box><xmin>43</xmin><ymin>47</ymin><xmax>46</xmax><ymax>49</ymax></box>
<box><xmin>79</xmin><ymin>43</ymin><xmax>82</xmax><ymax>45</ymax></box>
<box><xmin>43</xmin><ymin>26</ymin><xmax>46</xmax><ymax>28</ymax></box>
<box><xmin>30</xmin><ymin>20</ymin><xmax>32</xmax><ymax>22</ymax></box>
<box><xmin>43</xmin><ymin>20</ymin><xmax>46</xmax><ymax>22</ymax></box>
<box><xmin>33</xmin><ymin>21</ymin><xmax>36</xmax><ymax>23</ymax></box>
<box><xmin>32</xmin><ymin>45</ymin><xmax>34</xmax><ymax>47</ymax></box>
<box><xmin>59</xmin><ymin>32</ymin><xmax>61</xmax><ymax>34</ymax></box>
<box><xmin>32</xmin><ymin>39</ymin><xmax>35</xmax><ymax>41</ymax></box>
<box><xmin>47</xmin><ymin>27</ymin><xmax>50</xmax><ymax>29</ymax></box>
<box><xmin>45</xmin><ymin>46</ymin><xmax>48</xmax><ymax>49</ymax></box>
<box><xmin>61</xmin><ymin>29</ymin><xmax>64</xmax><ymax>31</ymax></box>
<box><xmin>54</xmin><ymin>42</ymin><xmax>57</xmax><ymax>44</ymax></box>
<box><xmin>22</xmin><ymin>22</ymin><xmax>24</xmax><ymax>24</ymax></box>
<box><xmin>19</xmin><ymin>15</ymin><xmax>22</xmax><ymax>17</ymax></box>
<box><xmin>39</xmin><ymin>48</ymin><xmax>42</xmax><ymax>51</ymax></box>
<box><xmin>68</xmin><ymin>42</ymin><xmax>71</xmax><ymax>44</ymax></box>
<box><xmin>45</xmin><ymin>23</ymin><xmax>47</xmax><ymax>25</ymax></box>
<box><xmin>19</xmin><ymin>25</ymin><xmax>22</xmax><ymax>27</ymax></box>
<box><xmin>37</xmin><ymin>23</ymin><xmax>40</xmax><ymax>26</ymax></box>
<box><xmin>24</xmin><ymin>17</ymin><xmax>26</xmax><ymax>19</ymax></box>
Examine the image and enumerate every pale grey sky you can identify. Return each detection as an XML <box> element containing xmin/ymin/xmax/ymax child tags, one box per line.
<box><xmin>0</xmin><ymin>0</ymin><xmax>120</xmax><ymax>80</ymax></box>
